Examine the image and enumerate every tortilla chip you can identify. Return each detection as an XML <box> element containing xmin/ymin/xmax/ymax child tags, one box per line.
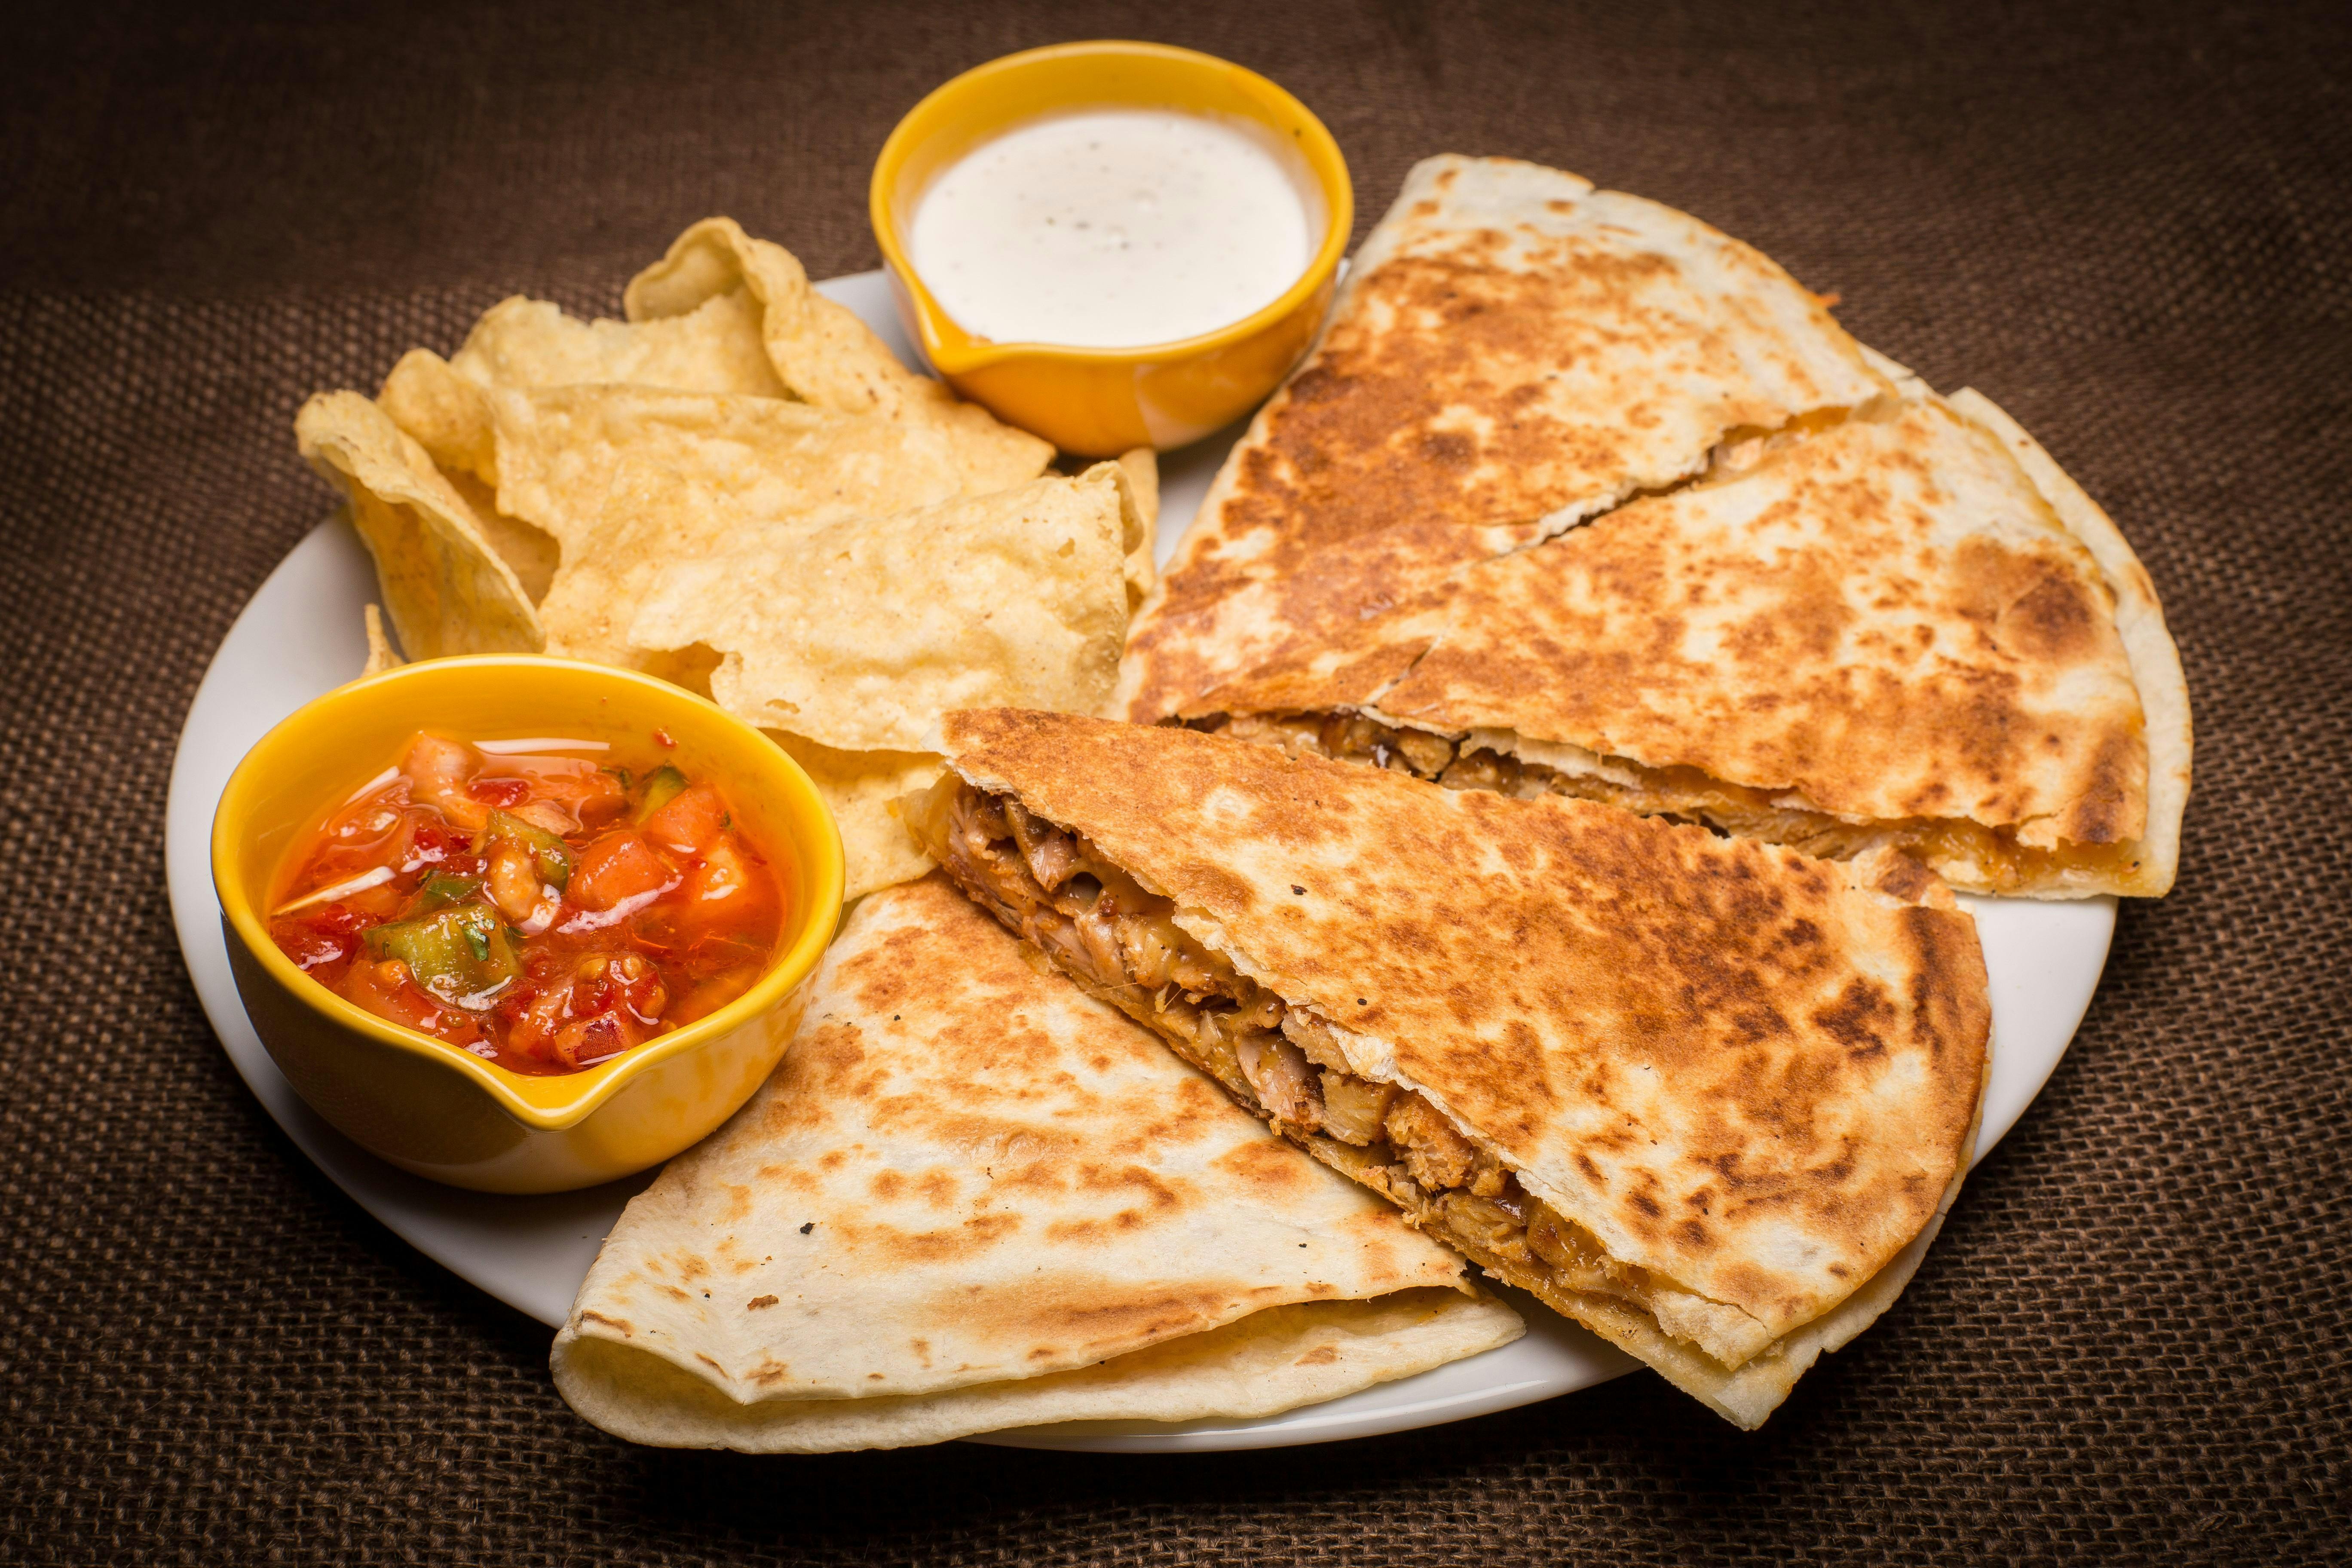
<box><xmin>387</xmin><ymin>220</ymin><xmax>1050</xmax><ymax>501</ymax></box>
<box><xmin>623</xmin><ymin>216</ymin><xmax>1051</xmax><ymax>488</ymax></box>
<box><xmin>1116</xmin><ymin>445</ymin><xmax>1158</xmax><ymax>610</ymax></box>
<box><xmin>369</xmin><ymin>354</ymin><xmax>562</xmax><ymax>601</ymax></box>
<box><xmin>453</xmin><ymin>290</ymin><xmax>787</xmax><ymax>398</ymax></box>
<box><xmin>378</xmin><ymin>292</ymin><xmax>788</xmax><ymax>481</ymax></box>
<box><xmin>368</xmin><ymin>220</ymin><xmax>1054</xmax><ymax>677</ymax></box>
<box><xmin>765</xmin><ymin>729</ymin><xmax>942</xmax><ymax>900</ymax></box>
<box><xmin>359</xmin><ymin>603</ymin><xmax>404</xmax><ymax>677</ymax></box>
<box><xmin>377</xmin><ymin>347</ymin><xmax>500</xmax><ymax>481</ymax></box>
<box><xmin>295</xmin><ymin>392</ymin><xmax>543</xmax><ymax>659</ymax></box>
<box><xmin>437</xmin><ymin>466</ymin><xmax>560</xmax><ymax>605</ymax></box>
<box><xmin>474</xmin><ymin>383</ymin><xmax>987</xmax><ymax>666</ymax></box>
<box><xmin>628</xmin><ymin>464</ymin><xmax>1136</xmax><ymax>753</ymax></box>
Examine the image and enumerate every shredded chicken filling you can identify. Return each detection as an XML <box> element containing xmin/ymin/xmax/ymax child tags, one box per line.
<box><xmin>912</xmin><ymin>775</ymin><xmax>1672</xmax><ymax>1332</ymax></box>
<box><xmin>1198</xmin><ymin>711</ymin><xmax>2140</xmax><ymax>894</ymax></box>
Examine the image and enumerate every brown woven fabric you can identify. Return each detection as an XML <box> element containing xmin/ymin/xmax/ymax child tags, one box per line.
<box><xmin>3</xmin><ymin>0</ymin><xmax>2346</xmax><ymax>1560</ymax></box>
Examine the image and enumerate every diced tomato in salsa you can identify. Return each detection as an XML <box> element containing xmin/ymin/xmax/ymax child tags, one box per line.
<box><xmin>267</xmin><ymin>730</ymin><xmax>787</xmax><ymax>1075</ymax></box>
<box><xmin>640</xmin><ymin>781</ymin><xmax>728</xmax><ymax>854</ymax></box>
<box><xmin>569</xmin><ymin>832</ymin><xmax>675</xmax><ymax>912</ymax></box>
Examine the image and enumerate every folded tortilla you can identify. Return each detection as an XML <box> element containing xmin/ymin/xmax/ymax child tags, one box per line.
<box><xmin>1181</xmin><ymin>388</ymin><xmax>2190</xmax><ymax>898</ymax></box>
<box><xmin>918</xmin><ymin>712</ymin><xmax>1991</xmax><ymax>1428</ymax></box>
<box><xmin>1117</xmin><ymin>153</ymin><xmax>1890</xmax><ymax>720</ymax></box>
<box><xmin>551</xmin><ymin>874</ymin><xmax>1522</xmax><ymax>1452</ymax></box>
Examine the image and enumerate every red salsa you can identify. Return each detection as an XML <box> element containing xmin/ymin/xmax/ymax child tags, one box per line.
<box><xmin>268</xmin><ymin>731</ymin><xmax>787</xmax><ymax>1074</ymax></box>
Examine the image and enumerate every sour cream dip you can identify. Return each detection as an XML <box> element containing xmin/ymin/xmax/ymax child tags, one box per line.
<box><xmin>907</xmin><ymin>108</ymin><xmax>1319</xmax><ymax>349</ymax></box>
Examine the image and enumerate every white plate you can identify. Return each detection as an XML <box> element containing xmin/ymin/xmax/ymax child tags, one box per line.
<box><xmin>166</xmin><ymin>270</ymin><xmax>2115</xmax><ymax>1452</ymax></box>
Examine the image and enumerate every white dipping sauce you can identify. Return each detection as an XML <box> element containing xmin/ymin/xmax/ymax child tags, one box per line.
<box><xmin>908</xmin><ymin>108</ymin><xmax>1317</xmax><ymax>348</ymax></box>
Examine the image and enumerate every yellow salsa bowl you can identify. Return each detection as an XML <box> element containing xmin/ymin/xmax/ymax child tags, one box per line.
<box><xmin>871</xmin><ymin>40</ymin><xmax>1352</xmax><ymax>456</ymax></box>
<box><xmin>211</xmin><ymin>655</ymin><xmax>844</xmax><ymax>1194</ymax></box>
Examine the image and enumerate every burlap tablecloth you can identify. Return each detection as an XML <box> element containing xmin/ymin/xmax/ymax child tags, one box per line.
<box><xmin>4</xmin><ymin>0</ymin><xmax>2345</xmax><ymax>1560</ymax></box>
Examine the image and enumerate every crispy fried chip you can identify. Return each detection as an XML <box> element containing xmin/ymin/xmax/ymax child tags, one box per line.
<box><xmin>763</xmin><ymin>730</ymin><xmax>943</xmax><ymax>900</ymax></box>
<box><xmin>629</xmin><ymin>464</ymin><xmax>1139</xmax><ymax>753</ymax></box>
<box><xmin>1115</xmin><ymin>445</ymin><xmax>1158</xmax><ymax>610</ymax></box>
<box><xmin>624</xmin><ymin>217</ymin><xmax>1051</xmax><ymax>484</ymax></box>
<box><xmin>377</xmin><ymin>348</ymin><xmax>499</xmax><ymax>480</ymax></box>
<box><xmin>368</xmin><ymin>219</ymin><xmax>1054</xmax><ymax>677</ymax></box>
<box><xmin>452</xmin><ymin>290</ymin><xmax>786</xmax><ymax>398</ymax></box>
<box><xmin>359</xmin><ymin>603</ymin><xmax>404</xmax><ymax>677</ymax></box>
<box><xmin>380</xmin><ymin>217</ymin><xmax>1050</xmax><ymax>505</ymax></box>
<box><xmin>378</xmin><ymin>291</ymin><xmax>793</xmax><ymax>480</ymax></box>
<box><xmin>295</xmin><ymin>392</ymin><xmax>544</xmax><ymax>659</ymax></box>
<box><xmin>444</xmin><ymin>468</ymin><xmax>561</xmax><ymax>605</ymax></box>
<box><xmin>374</xmin><ymin>354</ymin><xmax>561</xmax><ymax>600</ymax></box>
<box><xmin>377</xmin><ymin>288</ymin><xmax>784</xmax><ymax>479</ymax></box>
<box><xmin>478</xmin><ymin>384</ymin><xmax>1002</xmax><ymax>665</ymax></box>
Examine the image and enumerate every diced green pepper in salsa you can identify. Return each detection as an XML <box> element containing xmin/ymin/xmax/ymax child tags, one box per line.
<box><xmin>634</xmin><ymin>764</ymin><xmax>689</xmax><ymax>821</ymax></box>
<box><xmin>364</xmin><ymin>903</ymin><xmax>526</xmax><ymax>1016</ymax></box>
<box><xmin>267</xmin><ymin>730</ymin><xmax>787</xmax><ymax>1074</ymax></box>
<box><xmin>480</xmin><ymin>808</ymin><xmax>574</xmax><ymax>891</ymax></box>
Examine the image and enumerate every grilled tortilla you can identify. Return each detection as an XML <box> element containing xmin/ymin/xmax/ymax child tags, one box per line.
<box><xmin>1116</xmin><ymin>153</ymin><xmax>1890</xmax><ymax>721</ymax></box>
<box><xmin>917</xmin><ymin>712</ymin><xmax>1992</xmax><ymax>1428</ymax></box>
<box><xmin>552</xmin><ymin>874</ymin><xmax>1520</xmax><ymax>1452</ymax></box>
<box><xmin>1182</xmin><ymin>391</ymin><xmax>2190</xmax><ymax>898</ymax></box>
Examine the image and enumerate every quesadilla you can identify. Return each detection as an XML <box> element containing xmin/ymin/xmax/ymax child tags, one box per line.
<box><xmin>1116</xmin><ymin>153</ymin><xmax>1890</xmax><ymax>721</ymax></box>
<box><xmin>1181</xmin><ymin>390</ymin><xmax>2190</xmax><ymax>898</ymax></box>
<box><xmin>915</xmin><ymin>711</ymin><xmax>1991</xmax><ymax>1428</ymax></box>
<box><xmin>552</xmin><ymin>873</ymin><xmax>1521</xmax><ymax>1452</ymax></box>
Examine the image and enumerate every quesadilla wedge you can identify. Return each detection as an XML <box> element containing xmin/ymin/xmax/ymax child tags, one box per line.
<box><xmin>1181</xmin><ymin>390</ymin><xmax>2190</xmax><ymax>898</ymax></box>
<box><xmin>552</xmin><ymin>873</ymin><xmax>1521</xmax><ymax>1452</ymax></box>
<box><xmin>916</xmin><ymin>711</ymin><xmax>1992</xmax><ymax>1428</ymax></box>
<box><xmin>1116</xmin><ymin>153</ymin><xmax>1890</xmax><ymax>721</ymax></box>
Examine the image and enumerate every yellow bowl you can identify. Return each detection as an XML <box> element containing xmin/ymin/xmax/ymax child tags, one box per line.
<box><xmin>211</xmin><ymin>655</ymin><xmax>845</xmax><ymax>1194</ymax></box>
<box><xmin>870</xmin><ymin>40</ymin><xmax>1351</xmax><ymax>456</ymax></box>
